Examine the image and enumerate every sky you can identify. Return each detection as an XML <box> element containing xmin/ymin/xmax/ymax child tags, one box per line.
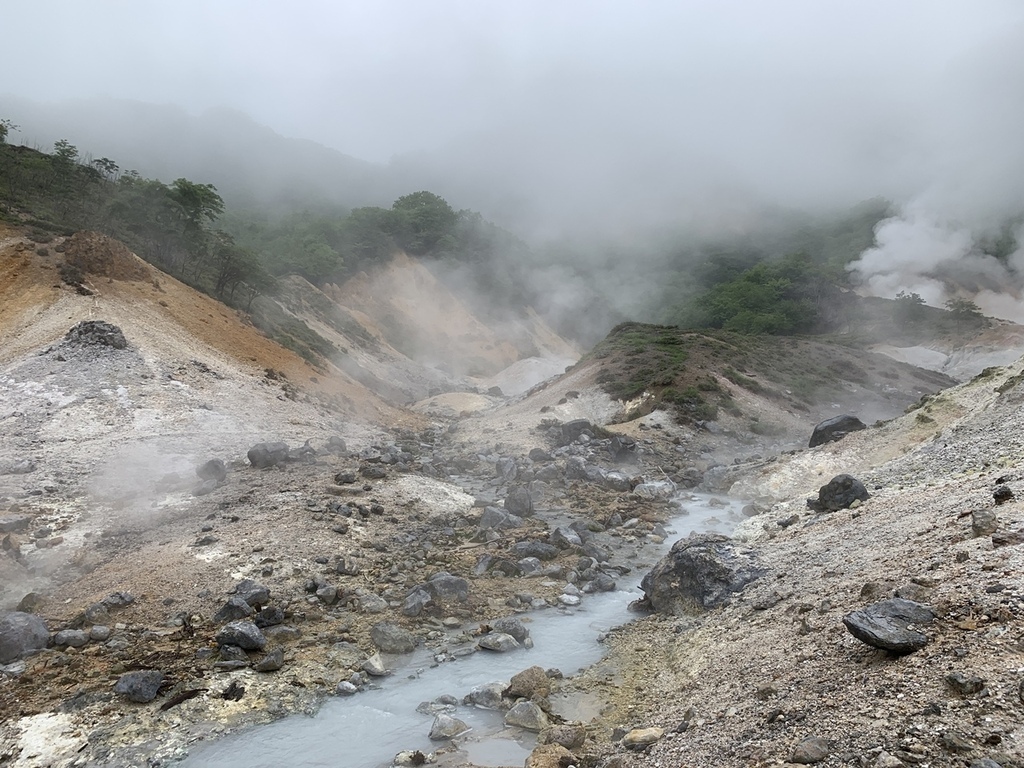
<box><xmin>3</xmin><ymin>1</ymin><xmax>1024</xmax><ymax>308</ymax></box>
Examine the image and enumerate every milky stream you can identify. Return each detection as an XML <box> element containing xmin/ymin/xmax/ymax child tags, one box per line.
<box><xmin>179</xmin><ymin>494</ymin><xmax>745</xmax><ymax>768</ymax></box>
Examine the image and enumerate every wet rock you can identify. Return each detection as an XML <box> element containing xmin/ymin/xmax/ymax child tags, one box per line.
<box><xmin>808</xmin><ymin>414</ymin><xmax>866</xmax><ymax>448</ymax></box>
<box><xmin>639</xmin><ymin>533</ymin><xmax>765</xmax><ymax>615</ymax></box>
<box><xmin>429</xmin><ymin>713</ymin><xmax>470</xmax><ymax>740</ymax></box>
<box><xmin>335</xmin><ymin>681</ymin><xmax>358</xmax><ymax>696</ymax></box>
<box><xmin>362</xmin><ymin>653</ymin><xmax>389</xmax><ymax>677</ymax></box>
<box><xmin>196</xmin><ymin>459</ymin><xmax>227</xmax><ymax>483</ymax></box>
<box><xmin>463</xmin><ymin>682</ymin><xmax>506</xmax><ymax>710</ymax></box>
<box><xmin>842</xmin><ymin>598</ymin><xmax>935</xmax><ymax>654</ymax></box>
<box><xmin>64</xmin><ymin>320</ymin><xmax>127</xmax><ymax>350</ymax></box>
<box><xmin>113</xmin><ymin>670</ymin><xmax>164</xmax><ymax>703</ymax></box>
<box><xmin>53</xmin><ymin>629</ymin><xmax>89</xmax><ymax>648</ymax></box>
<box><xmin>253</xmin><ymin>648</ymin><xmax>285</xmax><ymax>672</ymax></box>
<box><xmin>505</xmin><ymin>666</ymin><xmax>550</xmax><ymax>700</ymax></box>
<box><xmin>478</xmin><ymin>633</ymin><xmax>520</xmax><ymax>652</ymax></box>
<box><xmin>0</xmin><ymin>612</ymin><xmax>49</xmax><ymax>663</ymax></box>
<box><xmin>505</xmin><ymin>701</ymin><xmax>549</xmax><ymax>731</ymax></box>
<box><xmin>370</xmin><ymin>622</ymin><xmax>417</xmax><ymax>654</ymax></box>
<box><xmin>394</xmin><ymin>750</ymin><xmax>435</xmax><ymax>766</ymax></box>
<box><xmin>622</xmin><ymin>727</ymin><xmax>664</xmax><ymax>748</ymax></box>
<box><xmin>491</xmin><ymin>617</ymin><xmax>530</xmax><ymax>644</ymax></box>
<box><xmin>215</xmin><ymin>621</ymin><xmax>266</xmax><ymax>651</ymax></box>
<box><xmin>808</xmin><ymin>474</ymin><xmax>869</xmax><ymax>512</ymax></box>
<box><xmin>972</xmin><ymin>509</ymin><xmax>998</xmax><ymax>537</ymax></box>
<box><xmin>247</xmin><ymin>442</ymin><xmax>290</xmax><ymax>469</ymax></box>
<box><xmin>791</xmin><ymin>736</ymin><xmax>830</xmax><ymax>764</ymax></box>
<box><xmin>504</xmin><ymin>486</ymin><xmax>534</xmax><ymax>516</ymax></box>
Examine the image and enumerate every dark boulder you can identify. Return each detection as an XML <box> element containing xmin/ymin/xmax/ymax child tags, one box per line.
<box><xmin>842</xmin><ymin>598</ymin><xmax>935</xmax><ymax>654</ymax></box>
<box><xmin>808</xmin><ymin>415</ymin><xmax>866</xmax><ymax>448</ymax></box>
<box><xmin>560</xmin><ymin>420</ymin><xmax>593</xmax><ymax>444</ymax></box>
<box><xmin>0</xmin><ymin>612</ymin><xmax>49</xmax><ymax>663</ymax></box>
<box><xmin>215</xmin><ymin>621</ymin><xmax>266</xmax><ymax>651</ymax></box>
<box><xmin>808</xmin><ymin>474</ymin><xmax>869</xmax><ymax>512</ymax></box>
<box><xmin>247</xmin><ymin>442</ymin><xmax>289</xmax><ymax>469</ymax></box>
<box><xmin>639</xmin><ymin>533</ymin><xmax>765</xmax><ymax>615</ymax></box>
<box><xmin>113</xmin><ymin>670</ymin><xmax>165</xmax><ymax>703</ymax></box>
<box><xmin>504</xmin><ymin>486</ymin><xmax>534</xmax><ymax>517</ymax></box>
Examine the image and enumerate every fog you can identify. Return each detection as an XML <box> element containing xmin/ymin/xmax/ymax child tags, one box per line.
<box><xmin>3</xmin><ymin>1</ymin><xmax>1024</xmax><ymax>312</ymax></box>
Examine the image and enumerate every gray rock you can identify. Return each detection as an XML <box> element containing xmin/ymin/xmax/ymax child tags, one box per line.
<box><xmin>422</xmin><ymin>573</ymin><xmax>470</xmax><ymax>602</ymax></box>
<box><xmin>529</xmin><ymin>448</ymin><xmax>553</xmax><ymax>462</ymax></box>
<box><xmin>633</xmin><ymin>480</ymin><xmax>676</xmax><ymax>501</ymax></box>
<box><xmin>215</xmin><ymin>621</ymin><xmax>266</xmax><ymax>651</ymax></box>
<box><xmin>479</xmin><ymin>507</ymin><xmax>524</xmax><ymax>531</ymax></box>
<box><xmin>89</xmin><ymin>625</ymin><xmax>111</xmax><ymax>642</ymax></box>
<box><xmin>808</xmin><ymin>474</ymin><xmax>869</xmax><ymax>512</ymax></box>
<box><xmin>113</xmin><ymin>670</ymin><xmax>164</xmax><ymax>703</ymax></box>
<box><xmin>362</xmin><ymin>652</ymin><xmax>389</xmax><ymax>677</ymax></box>
<box><xmin>429</xmin><ymin>713</ymin><xmax>470</xmax><ymax>740</ymax></box>
<box><xmin>842</xmin><ymin>598</ymin><xmax>935</xmax><ymax>653</ymax></box>
<box><xmin>505</xmin><ymin>666</ymin><xmax>550</xmax><ymax>699</ymax></box>
<box><xmin>478</xmin><ymin>632</ymin><xmax>520</xmax><ymax>652</ymax></box>
<box><xmin>0</xmin><ymin>515</ymin><xmax>32</xmax><ymax>533</ymax></box>
<box><xmin>540</xmin><ymin>723</ymin><xmax>587</xmax><ymax>750</ymax></box>
<box><xmin>560</xmin><ymin>419</ymin><xmax>593</xmax><ymax>444</ymax></box>
<box><xmin>370</xmin><ymin>622</ymin><xmax>416</xmax><ymax>654</ymax></box>
<box><xmin>0</xmin><ymin>458</ymin><xmax>36</xmax><ymax>475</ymax></box>
<box><xmin>945</xmin><ymin>672</ymin><xmax>985</xmax><ymax>696</ymax></box>
<box><xmin>463</xmin><ymin>682</ymin><xmax>506</xmax><ymax>710</ymax></box>
<box><xmin>491</xmin><ymin>617</ymin><xmax>530</xmax><ymax>643</ymax></box>
<box><xmin>639</xmin><ymin>533</ymin><xmax>765</xmax><ymax>615</ymax></box>
<box><xmin>219</xmin><ymin>644</ymin><xmax>249</xmax><ymax>663</ymax></box>
<box><xmin>358</xmin><ymin>592</ymin><xmax>389</xmax><ymax>614</ymax></box>
<box><xmin>334</xmin><ymin>470</ymin><xmax>357</xmax><ymax>484</ymax></box>
<box><xmin>512</xmin><ymin>541</ymin><xmax>560</xmax><ymax>561</ymax></box>
<box><xmin>247</xmin><ymin>442</ymin><xmax>290</xmax><ymax>469</ymax></box>
<box><xmin>504</xmin><ymin>487</ymin><xmax>534</xmax><ymax>516</ymax></box>
<box><xmin>550</xmin><ymin>527</ymin><xmax>582</xmax><ymax>549</ymax></box>
<box><xmin>336</xmin><ymin>555</ymin><xmax>362</xmax><ymax>576</ymax></box>
<box><xmin>196</xmin><ymin>459</ymin><xmax>227</xmax><ymax>483</ymax></box>
<box><xmin>213</xmin><ymin>597</ymin><xmax>255</xmax><ymax>623</ymax></box>
<box><xmin>791</xmin><ymin>736</ymin><xmax>830</xmax><ymax>764</ymax></box>
<box><xmin>496</xmin><ymin>457</ymin><xmax>518</xmax><ymax>483</ymax></box>
<box><xmin>253</xmin><ymin>648</ymin><xmax>285</xmax><ymax>672</ymax></box>
<box><xmin>335</xmin><ymin>681</ymin><xmax>358</xmax><ymax>695</ymax></box>
<box><xmin>604</xmin><ymin>471</ymin><xmax>632</xmax><ymax>492</ymax></box>
<box><xmin>809</xmin><ymin>414</ymin><xmax>866</xmax><ymax>448</ymax></box>
<box><xmin>316</xmin><ymin>585</ymin><xmax>338</xmax><ymax>605</ymax></box>
<box><xmin>254</xmin><ymin>606</ymin><xmax>285</xmax><ymax>628</ymax></box>
<box><xmin>53</xmin><ymin>629</ymin><xmax>89</xmax><ymax>648</ymax></box>
<box><xmin>505</xmin><ymin>701</ymin><xmax>549</xmax><ymax>731</ymax></box>
<box><xmin>0</xmin><ymin>612</ymin><xmax>49</xmax><ymax>663</ymax></box>
<box><xmin>401</xmin><ymin>589</ymin><xmax>432</xmax><ymax>617</ymax></box>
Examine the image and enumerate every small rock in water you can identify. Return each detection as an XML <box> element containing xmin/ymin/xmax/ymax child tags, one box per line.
<box><xmin>478</xmin><ymin>632</ymin><xmax>520</xmax><ymax>652</ymax></box>
<box><xmin>842</xmin><ymin>598</ymin><xmax>935</xmax><ymax>653</ymax></box>
<box><xmin>490</xmin><ymin>616</ymin><xmax>530</xmax><ymax>643</ymax></box>
<box><xmin>505</xmin><ymin>701</ymin><xmax>550</xmax><ymax>731</ymax></box>
<box><xmin>463</xmin><ymin>682</ymin><xmax>506</xmax><ymax>710</ymax></box>
<box><xmin>335</xmin><ymin>681</ymin><xmax>358</xmax><ymax>696</ymax></box>
<box><xmin>428</xmin><ymin>713</ymin><xmax>470</xmax><ymax>741</ymax></box>
<box><xmin>362</xmin><ymin>652</ymin><xmax>389</xmax><ymax>677</ymax></box>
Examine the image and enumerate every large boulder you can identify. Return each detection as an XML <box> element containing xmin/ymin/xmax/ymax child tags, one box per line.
<box><xmin>808</xmin><ymin>415</ymin><xmax>867</xmax><ymax>448</ymax></box>
<box><xmin>0</xmin><ymin>612</ymin><xmax>49</xmax><ymax>663</ymax></box>
<box><xmin>639</xmin><ymin>533</ymin><xmax>765</xmax><ymax>615</ymax></box>
<box><xmin>504</xmin><ymin>487</ymin><xmax>534</xmax><ymax>517</ymax></box>
<box><xmin>369</xmin><ymin>622</ymin><xmax>417</xmax><ymax>654</ymax></box>
<box><xmin>808</xmin><ymin>474</ymin><xmax>869</xmax><ymax>512</ymax></box>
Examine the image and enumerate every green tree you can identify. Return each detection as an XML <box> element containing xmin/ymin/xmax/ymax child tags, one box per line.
<box><xmin>0</xmin><ymin>119</ymin><xmax>18</xmax><ymax>144</ymax></box>
<box><xmin>390</xmin><ymin>191</ymin><xmax>457</xmax><ymax>255</ymax></box>
<box><xmin>893</xmin><ymin>290</ymin><xmax>926</xmax><ymax>329</ymax></box>
<box><xmin>945</xmin><ymin>296</ymin><xmax>983</xmax><ymax>332</ymax></box>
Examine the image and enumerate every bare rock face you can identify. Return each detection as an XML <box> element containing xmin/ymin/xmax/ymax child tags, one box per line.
<box><xmin>809</xmin><ymin>414</ymin><xmax>866</xmax><ymax>448</ymax></box>
<box><xmin>639</xmin><ymin>533</ymin><xmax>765</xmax><ymax>615</ymax></box>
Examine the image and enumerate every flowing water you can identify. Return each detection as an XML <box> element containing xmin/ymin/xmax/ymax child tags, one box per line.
<box><xmin>180</xmin><ymin>494</ymin><xmax>745</xmax><ymax>768</ymax></box>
